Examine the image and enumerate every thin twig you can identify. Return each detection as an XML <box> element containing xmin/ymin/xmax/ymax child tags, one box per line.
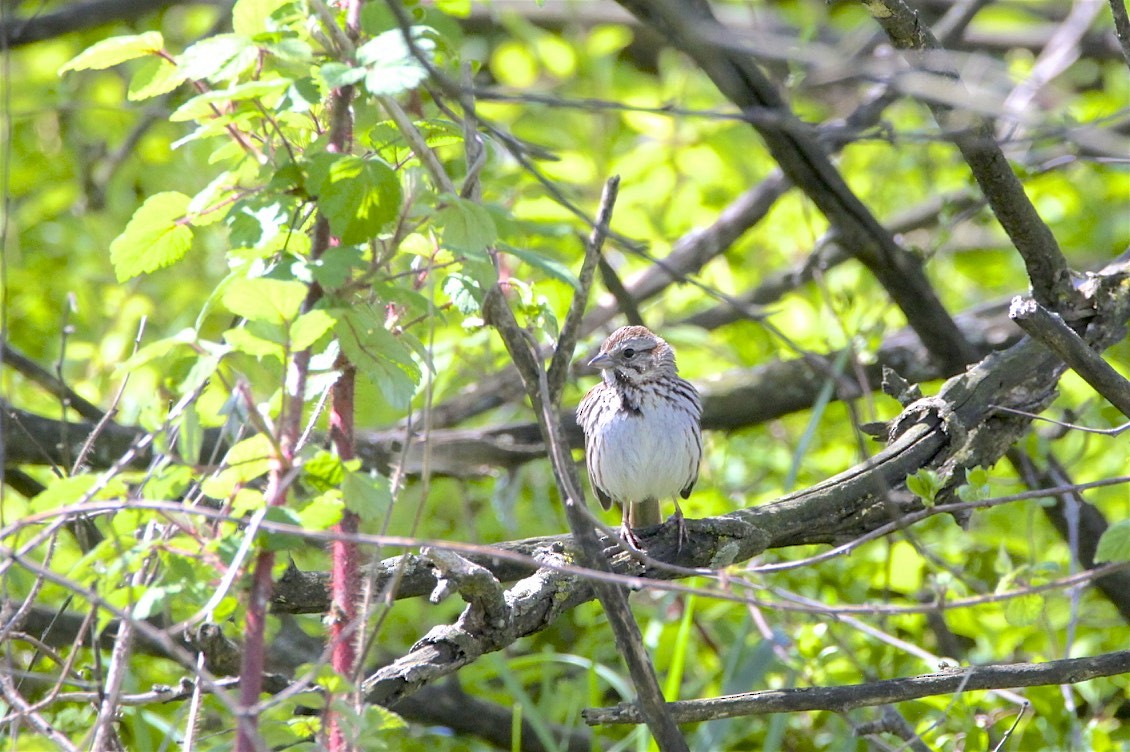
<box><xmin>546</xmin><ymin>175</ymin><xmax>620</xmax><ymax>405</ymax></box>
<box><xmin>1009</xmin><ymin>296</ymin><xmax>1130</xmax><ymax>419</ymax></box>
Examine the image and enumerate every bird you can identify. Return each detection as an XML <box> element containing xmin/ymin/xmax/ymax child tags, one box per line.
<box><xmin>576</xmin><ymin>325</ymin><xmax>703</xmax><ymax>548</ymax></box>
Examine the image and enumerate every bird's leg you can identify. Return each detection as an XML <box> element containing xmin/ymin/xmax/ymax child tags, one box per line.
<box><xmin>669</xmin><ymin>498</ymin><xmax>688</xmax><ymax>552</ymax></box>
<box><xmin>620</xmin><ymin>504</ymin><xmax>644</xmax><ymax>550</ymax></box>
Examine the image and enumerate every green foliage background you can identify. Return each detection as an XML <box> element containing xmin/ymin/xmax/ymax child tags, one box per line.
<box><xmin>2</xmin><ymin>0</ymin><xmax>1129</xmax><ymax>750</ymax></box>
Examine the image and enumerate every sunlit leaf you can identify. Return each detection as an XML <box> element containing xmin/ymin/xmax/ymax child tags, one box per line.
<box><xmin>355</xmin><ymin>28</ymin><xmax>435</xmax><ymax>96</ymax></box>
<box><xmin>128</xmin><ymin>56</ymin><xmax>187</xmax><ymax>100</ymax></box>
<box><xmin>60</xmin><ymin>32</ymin><xmax>164</xmax><ymax>73</ymax></box>
<box><xmin>222</xmin><ymin>277</ymin><xmax>308</xmax><ymax>324</ymax></box>
<box><xmin>306</xmin><ymin>154</ymin><xmax>402</xmax><ymax>243</ymax></box>
<box><xmin>109</xmin><ymin>192</ymin><xmax>193</xmax><ymax>281</ymax></box>
<box><xmin>201</xmin><ymin>434</ymin><xmax>276</xmax><ymax>499</ymax></box>
<box><xmin>335</xmin><ymin>306</ymin><xmax>420</xmax><ymax>409</ymax></box>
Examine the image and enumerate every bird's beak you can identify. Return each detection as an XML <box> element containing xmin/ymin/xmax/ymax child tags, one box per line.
<box><xmin>587</xmin><ymin>352</ymin><xmax>614</xmax><ymax>369</ymax></box>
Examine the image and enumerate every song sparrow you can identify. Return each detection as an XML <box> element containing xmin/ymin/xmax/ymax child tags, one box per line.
<box><xmin>577</xmin><ymin>326</ymin><xmax>702</xmax><ymax>547</ymax></box>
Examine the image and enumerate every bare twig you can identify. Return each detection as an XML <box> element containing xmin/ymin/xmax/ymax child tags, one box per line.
<box><xmin>546</xmin><ymin>175</ymin><xmax>620</xmax><ymax>404</ymax></box>
<box><xmin>1009</xmin><ymin>296</ymin><xmax>1130</xmax><ymax>419</ymax></box>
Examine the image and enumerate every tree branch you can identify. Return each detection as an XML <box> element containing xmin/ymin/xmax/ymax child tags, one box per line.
<box><xmin>582</xmin><ymin>649</ymin><xmax>1130</xmax><ymax>724</ymax></box>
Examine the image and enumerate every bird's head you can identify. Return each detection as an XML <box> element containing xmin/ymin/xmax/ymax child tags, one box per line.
<box><xmin>588</xmin><ymin>326</ymin><xmax>677</xmax><ymax>384</ymax></box>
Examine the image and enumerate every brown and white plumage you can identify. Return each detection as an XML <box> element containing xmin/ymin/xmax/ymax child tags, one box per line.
<box><xmin>577</xmin><ymin>326</ymin><xmax>702</xmax><ymax>546</ymax></box>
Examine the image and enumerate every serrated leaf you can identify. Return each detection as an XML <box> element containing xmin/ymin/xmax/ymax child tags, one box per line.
<box><xmin>342</xmin><ymin>470</ymin><xmax>392</xmax><ymax>522</ymax></box>
<box><xmin>355</xmin><ymin>29</ymin><xmax>434</xmax><ymax>96</ymax></box>
<box><xmin>224</xmin><ymin>326</ymin><xmax>284</xmax><ymax>357</ymax></box>
<box><xmin>128</xmin><ymin>56</ymin><xmax>187</xmax><ymax>100</ymax></box>
<box><xmin>436</xmin><ymin>197</ymin><xmax>497</xmax><ymax>256</ymax></box>
<box><xmin>306</xmin><ymin>154</ymin><xmax>401</xmax><ymax>244</ymax></box>
<box><xmin>319</xmin><ymin>62</ymin><xmax>367</xmax><ymax>89</ymax></box>
<box><xmin>109</xmin><ymin>192</ymin><xmax>193</xmax><ymax>281</ymax></box>
<box><xmin>60</xmin><ymin>32</ymin><xmax>164</xmax><ymax>73</ymax></box>
<box><xmin>201</xmin><ymin>434</ymin><xmax>275</xmax><ymax>499</ymax></box>
<box><xmin>291</xmin><ymin>309</ymin><xmax>337</xmax><ymax>350</ymax></box>
<box><xmin>233</xmin><ymin>0</ymin><xmax>298</xmax><ymax>36</ymax></box>
<box><xmin>443</xmin><ymin>273</ymin><xmax>484</xmax><ymax>315</ymax></box>
<box><xmin>1096</xmin><ymin>519</ymin><xmax>1130</xmax><ymax>563</ymax></box>
<box><xmin>302</xmin><ymin>451</ymin><xmax>348</xmax><ymax>493</ymax></box>
<box><xmin>222</xmin><ymin>277</ymin><xmax>308</xmax><ymax>324</ymax></box>
<box><xmin>178</xmin><ymin>34</ymin><xmax>257</xmax><ymax>83</ymax></box>
<box><xmin>1004</xmin><ymin>593</ymin><xmax>1043</xmax><ymax>627</ymax></box>
<box><xmin>299</xmin><ymin>492</ymin><xmax>345</xmax><ymax>531</ymax></box>
<box><xmin>335</xmin><ymin>307</ymin><xmax>420</xmax><ymax>409</ymax></box>
<box><xmin>170</xmin><ymin>79</ymin><xmax>291</xmax><ymax>122</ymax></box>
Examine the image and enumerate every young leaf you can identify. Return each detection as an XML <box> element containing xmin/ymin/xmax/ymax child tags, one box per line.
<box><xmin>335</xmin><ymin>307</ymin><xmax>420</xmax><ymax>410</ymax></box>
<box><xmin>60</xmin><ymin>32</ymin><xmax>164</xmax><ymax>73</ymax></box>
<box><xmin>222</xmin><ymin>277</ymin><xmax>308</xmax><ymax>324</ymax></box>
<box><xmin>109</xmin><ymin>192</ymin><xmax>193</xmax><ymax>281</ymax></box>
<box><xmin>128</xmin><ymin>56</ymin><xmax>187</xmax><ymax>101</ymax></box>
<box><xmin>306</xmin><ymin>154</ymin><xmax>402</xmax><ymax>244</ymax></box>
<box><xmin>290</xmin><ymin>309</ymin><xmax>337</xmax><ymax>350</ymax></box>
<box><xmin>342</xmin><ymin>470</ymin><xmax>392</xmax><ymax>522</ymax></box>
<box><xmin>178</xmin><ymin>34</ymin><xmax>257</xmax><ymax>83</ymax></box>
<box><xmin>201</xmin><ymin>434</ymin><xmax>276</xmax><ymax>499</ymax></box>
<box><xmin>436</xmin><ymin>197</ymin><xmax>497</xmax><ymax>256</ymax></box>
<box><xmin>355</xmin><ymin>28</ymin><xmax>435</xmax><ymax>96</ymax></box>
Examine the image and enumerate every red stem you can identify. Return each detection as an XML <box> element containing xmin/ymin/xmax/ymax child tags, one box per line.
<box><xmin>235</xmin><ymin>1</ymin><xmax>361</xmax><ymax>745</ymax></box>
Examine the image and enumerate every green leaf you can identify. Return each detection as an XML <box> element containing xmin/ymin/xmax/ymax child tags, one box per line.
<box><xmin>1004</xmin><ymin>593</ymin><xmax>1043</xmax><ymax>627</ymax></box>
<box><xmin>222</xmin><ymin>277</ymin><xmax>308</xmax><ymax>324</ymax></box>
<box><xmin>128</xmin><ymin>56</ymin><xmax>187</xmax><ymax>101</ymax></box>
<box><xmin>355</xmin><ymin>28</ymin><xmax>435</xmax><ymax>96</ymax></box>
<box><xmin>201</xmin><ymin>434</ymin><xmax>276</xmax><ymax>499</ymax></box>
<box><xmin>262</xmin><ymin>507</ymin><xmax>305</xmax><ymax>552</ymax></box>
<box><xmin>233</xmin><ymin>0</ymin><xmax>299</xmax><ymax>36</ymax></box>
<box><xmin>179</xmin><ymin>34</ymin><xmax>257</xmax><ymax>82</ymax></box>
<box><xmin>60</xmin><ymin>32</ymin><xmax>164</xmax><ymax>73</ymax></box>
<box><xmin>335</xmin><ymin>307</ymin><xmax>421</xmax><ymax>409</ymax></box>
<box><xmin>32</xmin><ymin>475</ymin><xmax>128</xmax><ymax>512</ymax></box>
<box><xmin>109</xmin><ymin>192</ymin><xmax>193</xmax><ymax>281</ymax></box>
<box><xmin>500</xmin><ymin>245</ymin><xmax>580</xmax><ymax>289</ymax></box>
<box><xmin>443</xmin><ymin>273</ymin><xmax>484</xmax><ymax>315</ymax></box>
<box><xmin>342</xmin><ymin>470</ymin><xmax>392</xmax><ymax>522</ymax></box>
<box><xmin>435</xmin><ymin>0</ymin><xmax>472</xmax><ymax>18</ymax></box>
<box><xmin>306</xmin><ymin>154</ymin><xmax>402</xmax><ymax>244</ymax></box>
<box><xmin>170</xmin><ymin>79</ymin><xmax>291</xmax><ymax>122</ymax></box>
<box><xmin>224</xmin><ymin>326</ymin><xmax>284</xmax><ymax>358</ymax></box>
<box><xmin>906</xmin><ymin>468</ymin><xmax>942</xmax><ymax>505</ymax></box>
<box><xmin>290</xmin><ymin>309</ymin><xmax>337</xmax><ymax>350</ymax></box>
<box><xmin>319</xmin><ymin>62</ymin><xmax>367</xmax><ymax>89</ymax></box>
<box><xmin>436</xmin><ymin>196</ymin><xmax>497</xmax><ymax>256</ymax></box>
<box><xmin>1095</xmin><ymin>519</ymin><xmax>1130</xmax><ymax>563</ymax></box>
<box><xmin>302</xmin><ymin>451</ymin><xmax>349</xmax><ymax>493</ymax></box>
<box><xmin>299</xmin><ymin>492</ymin><xmax>345</xmax><ymax>531</ymax></box>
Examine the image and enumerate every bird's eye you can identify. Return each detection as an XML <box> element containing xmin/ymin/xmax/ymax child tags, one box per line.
<box><xmin>622</xmin><ymin>348</ymin><xmax>636</xmax><ymax>359</ymax></box>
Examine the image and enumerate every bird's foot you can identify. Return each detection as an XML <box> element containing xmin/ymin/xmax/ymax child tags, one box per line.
<box><xmin>668</xmin><ymin>508</ymin><xmax>688</xmax><ymax>553</ymax></box>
